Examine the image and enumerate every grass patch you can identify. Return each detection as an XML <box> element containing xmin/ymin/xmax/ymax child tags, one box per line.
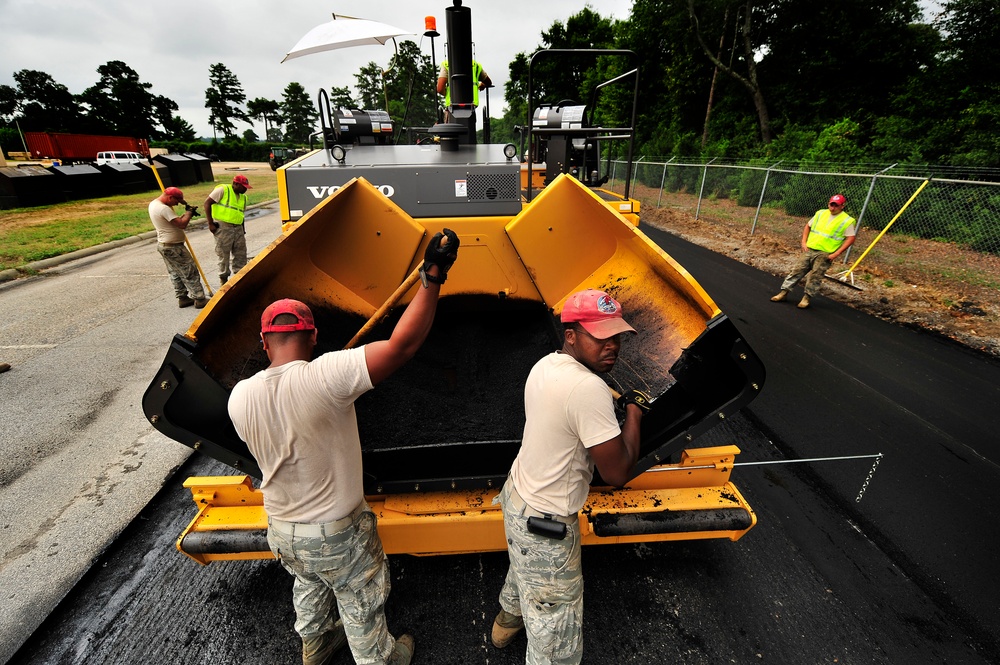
<box><xmin>0</xmin><ymin>164</ymin><xmax>278</xmax><ymax>272</ymax></box>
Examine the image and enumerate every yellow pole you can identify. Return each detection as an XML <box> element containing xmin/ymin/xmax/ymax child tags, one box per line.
<box><xmin>344</xmin><ymin>266</ymin><xmax>422</xmax><ymax>349</ymax></box>
<box><xmin>149</xmin><ymin>165</ymin><xmax>214</xmax><ymax>297</ymax></box>
<box><xmin>835</xmin><ymin>178</ymin><xmax>930</xmax><ymax>282</ymax></box>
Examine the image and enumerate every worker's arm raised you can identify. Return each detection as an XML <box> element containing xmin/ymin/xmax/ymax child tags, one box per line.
<box><xmin>364</xmin><ymin>229</ymin><xmax>459</xmax><ymax>385</ymax></box>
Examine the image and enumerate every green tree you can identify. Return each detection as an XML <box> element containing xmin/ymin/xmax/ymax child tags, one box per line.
<box><xmin>5</xmin><ymin>69</ymin><xmax>82</xmax><ymax>132</ymax></box>
<box><xmin>329</xmin><ymin>86</ymin><xmax>355</xmax><ymax>109</ymax></box>
<box><xmin>77</xmin><ymin>61</ymin><xmax>175</xmax><ymax>138</ymax></box>
<box><xmin>162</xmin><ymin>114</ymin><xmax>197</xmax><ymax>142</ymax></box>
<box><xmin>281</xmin><ymin>81</ymin><xmax>318</xmax><ymax>143</ymax></box>
<box><xmin>355</xmin><ymin>62</ymin><xmax>386</xmax><ymax>110</ymax></box>
<box><xmin>384</xmin><ymin>40</ymin><xmax>438</xmax><ymax>129</ymax></box>
<box><xmin>504</xmin><ymin>8</ymin><xmax>618</xmax><ymax>127</ymax></box>
<box><xmin>247</xmin><ymin>97</ymin><xmax>283</xmax><ymax>140</ymax></box>
<box><xmin>205</xmin><ymin>63</ymin><xmax>249</xmax><ymax>140</ymax></box>
<box><xmin>351</xmin><ymin>40</ymin><xmax>437</xmax><ymax>130</ymax></box>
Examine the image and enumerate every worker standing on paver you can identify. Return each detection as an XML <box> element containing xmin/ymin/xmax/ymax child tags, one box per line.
<box><xmin>491</xmin><ymin>289</ymin><xmax>648</xmax><ymax>664</ymax></box>
<box><xmin>205</xmin><ymin>174</ymin><xmax>251</xmax><ymax>285</ymax></box>
<box><xmin>228</xmin><ymin>230</ymin><xmax>460</xmax><ymax>665</ymax></box>
<box><xmin>771</xmin><ymin>194</ymin><xmax>857</xmax><ymax>309</ymax></box>
<box><xmin>148</xmin><ymin>186</ymin><xmax>207</xmax><ymax>309</ymax></box>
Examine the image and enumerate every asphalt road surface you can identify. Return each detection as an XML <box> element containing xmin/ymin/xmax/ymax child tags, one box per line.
<box><xmin>5</xmin><ymin>210</ymin><xmax>1000</xmax><ymax>664</ymax></box>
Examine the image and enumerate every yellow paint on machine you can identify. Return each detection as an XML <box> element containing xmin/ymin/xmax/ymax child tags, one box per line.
<box><xmin>177</xmin><ymin>446</ymin><xmax>754</xmax><ymax>565</ymax></box>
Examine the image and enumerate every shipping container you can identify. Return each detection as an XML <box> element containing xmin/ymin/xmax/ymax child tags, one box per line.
<box><xmin>24</xmin><ymin>132</ymin><xmax>150</xmax><ymax>164</ymax></box>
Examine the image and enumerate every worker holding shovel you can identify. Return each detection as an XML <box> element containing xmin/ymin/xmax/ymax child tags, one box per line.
<box><xmin>148</xmin><ymin>186</ymin><xmax>208</xmax><ymax>308</ymax></box>
<box><xmin>771</xmin><ymin>193</ymin><xmax>857</xmax><ymax>309</ymax></box>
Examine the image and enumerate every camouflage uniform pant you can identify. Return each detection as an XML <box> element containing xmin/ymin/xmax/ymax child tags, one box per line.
<box><xmin>267</xmin><ymin>502</ymin><xmax>396</xmax><ymax>665</ymax></box>
<box><xmin>498</xmin><ymin>479</ymin><xmax>584</xmax><ymax>665</ymax></box>
<box><xmin>213</xmin><ymin>221</ymin><xmax>247</xmax><ymax>279</ymax></box>
<box><xmin>781</xmin><ymin>249</ymin><xmax>833</xmax><ymax>297</ymax></box>
<box><xmin>157</xmin><ymin>243</ymin><xmax>205</xmax><ymax>300</ymax></box>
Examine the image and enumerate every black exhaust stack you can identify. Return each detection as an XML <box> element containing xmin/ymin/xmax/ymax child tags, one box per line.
<box><xmin>443</xmin><ymin>0</ymin><xmax>477</xmax><ymax>144</ymax></box>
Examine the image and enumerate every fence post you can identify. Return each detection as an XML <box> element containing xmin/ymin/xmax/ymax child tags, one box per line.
<box><xmin>656</xmin><ymin>157</ymin><xmax>675</xmax><ymax>209</ymax></box>
<box><xmin>842</xmin><ymin>163</ymin><xmax>897</xmax><ymax>263</ymax></box>
<box><xmin>695</xmin><ymin>158</ymin><xmax>716</xmax><ymax>220</ymax></box>
<box><xmin>751</xmin><ymin>161</ymin><xmax>782</xmax><ymax>235</ymax></box>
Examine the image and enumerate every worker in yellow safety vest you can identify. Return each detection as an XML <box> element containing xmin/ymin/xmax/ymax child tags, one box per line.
<box><xmin>206</xmin><ymin>174</ymin><xmax>251</xmax><ymax>285</ymax></box>
<box><xmin>437</xmin><ymin>59</ymin><xmax>492</xmax><ymax>122</ymax></box>
<box><xmin>771</xmin><ymin>193</ymin><xmax>857</xmax><ymax>309</ymax></box>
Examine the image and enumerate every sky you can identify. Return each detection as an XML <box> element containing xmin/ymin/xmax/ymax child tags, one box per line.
<box><xmin>0</xmin><ymin>0</ymin><xmax>633</xmax><ymax>140</ymax></box>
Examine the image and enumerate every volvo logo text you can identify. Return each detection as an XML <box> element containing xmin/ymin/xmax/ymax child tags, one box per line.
<box><xmin>306</xmin><ymin>184</ymin><xmax>396</xmax><ymax>199</ymax></box>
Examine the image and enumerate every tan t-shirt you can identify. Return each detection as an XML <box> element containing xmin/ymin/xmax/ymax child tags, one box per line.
<box><xmin>148</xmin><ymin>198</ymin><xmax>185</xmax><ymax>244</ymax></box>
<box><xmin>509</xmin><ymin>352</ymin><xmax>621</xmax><ymax>516</ymax></box>
<box><xmin>228</xmin><ymin>346</ymin><xmax>373</xmax><ymax>524</ymax></box>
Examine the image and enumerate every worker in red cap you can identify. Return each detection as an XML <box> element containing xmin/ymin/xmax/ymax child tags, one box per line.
<box><xmin>491</xmin><ymin>288</ymin><xmax>649</xmax><ymax>662</ymax></box>
<box><xmin>228</xmin><ymin>229</ymin><xmax>460</xmax><ymax>665</ymax></box>
<box><xmin>148</xmin><ymin>186</ymin><xmax>207</xmax><ymax>308</ymax></box>
<box><xmin>205</xmin><ymin>174</ymin><xmax>252</xmax><ymax>285</ymax></box>
<box><xmin>771</xmin><ymin>193</ymin><xmax>857</xmax><ymax>308</ymax></box>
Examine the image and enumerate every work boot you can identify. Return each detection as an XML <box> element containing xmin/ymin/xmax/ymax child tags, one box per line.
<box><xmin>0</xmin><ymin>362</ymin><xmax>11</xmax><ymax>374</ymax></box>
<box><xmin>388</xmin><ymin>633</ymin><xmax>415</xmax><ymax>665</ymax></box>
<box><xmin>302</xmin><ymin>621</ymin><xmax>347</xmax><ymax>665</ymax></box>
<box><xmin>219</xmin><ymin>273</ymin><xmax>229</xmax><ymax>285</ymax></box>
<box><xmin>797</xmin><ymin>295</ymin><xmax>811</xmax><ymax>309</ymax></box>
<box><xmin>178</xmin><ymin>296</ymin><xmax>194</xmax><ymax>308</ymax></box>
<box><xmin>194</xmin><ymin>297</ymin><xmax>209</xmax><ymax>309</ymax></box>
<box><xmin>491</xmin><ymin>609</ymin><xmax>524</xmax><ymax>648</ymax></box>
<box><xmin>770</xmin><ymin>290</ymin><xmax>788</xmax><ymax>302</ymax></box>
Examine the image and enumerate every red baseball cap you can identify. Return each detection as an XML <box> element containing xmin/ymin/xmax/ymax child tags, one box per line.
<box><xmin>261</xmin><ymin>299</ymin><xmax>315</xmax><ymax>333</ymax></box>
<box><xmin>233</xmin><ymin>174</ymin><xmax>253</xmax><ymax>189</ymax></box>
<box><xmin>163</xmin><ymin>186</ymin><xmax>184</xmax><ymax>200</ymax></box>
<box><xmin>829</xmin><ymin>194</ymin><xmax>846</xmax><ymax>205</ymax></box>
<box><xmin>560</xmin><ymin>289</ymin><xmax>636</xmax><ymax>339</ymax></box>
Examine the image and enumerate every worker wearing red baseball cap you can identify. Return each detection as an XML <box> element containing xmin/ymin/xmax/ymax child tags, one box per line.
<box><xmin>205</xmin><ymin>174</ymin><xmax>252</xmax><ymax>285</ymax></box>
<box><xmin>491</xmin><ymin>288</ymin><xmax>649</xmax><ymax>661</ymax></box>
<box><xmin>228</xmin><ymin>229</ymin><xmax>460</xmax><ymax>665</ymax></box>
<box><xmin>771</xmin><ymin>193</ymin><xmax>857</xmax><ymax>309</ymax></box>
<box><xmin>148</xmin><ymin>186</ymin><xmax>208</xmax><ymax>308</ymax></box>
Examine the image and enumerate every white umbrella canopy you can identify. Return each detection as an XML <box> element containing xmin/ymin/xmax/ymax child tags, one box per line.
<box><xmin>281</xmin><ymin>14</ymin><xmax>414</xmax><ymax>63</ymax></box>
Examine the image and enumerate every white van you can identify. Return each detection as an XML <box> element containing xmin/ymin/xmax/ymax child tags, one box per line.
<box><xmin>96</xmin><ymin>151</ymin><xmax>145</xmax><ymax>165</ymax></box>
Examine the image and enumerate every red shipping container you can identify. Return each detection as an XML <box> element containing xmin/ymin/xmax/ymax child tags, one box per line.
<box><xmin>24</xmin><ymin>132</ymin><xmax>149</xmax><ymax>163</ymax></box>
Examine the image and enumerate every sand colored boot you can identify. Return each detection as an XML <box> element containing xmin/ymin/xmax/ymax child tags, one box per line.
<box><xmin>491</xmin><ymin>609</ymin><xmax>525</xmax><ymax>648</ymax></box>
<box><xmin>797</xmin><ymin>295</ymin><xmax>811</xmax><ymax>309</ymax></box>
<box><xmin>388</xmin><ymin>634</ymin><xmax>415</xmax><ymax>665</ymax></box>
<box><xmin>770</xmin><ymin>290</ymin><xmax>789</xmax><ymax>302</ymax></box>
<box><xmin>302</xmin><ymin>621</ymin><xmax>347</xmax><ymax>665</ymax></box>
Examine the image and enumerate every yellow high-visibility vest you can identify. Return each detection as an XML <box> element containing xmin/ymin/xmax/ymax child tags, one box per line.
<box><xmin>212</xmin><ymin>185</ymin><xmax>247</xmax><ymax>226</ymax></box>
<box><xmin>807</xmin><ymin>209</ymin><xmax>855</xmax><ymax>253</ymax></box>
<box><xmin>442</xmin><ymin>59</ymin><xmax>483</xmax><ymax>107</ymax></box>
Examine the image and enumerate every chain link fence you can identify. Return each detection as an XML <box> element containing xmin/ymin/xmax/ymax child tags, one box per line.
<box><xmin>607</xmin><ymin>159</ymin><xmax>1000</xmax><ymax>297</ymax></box>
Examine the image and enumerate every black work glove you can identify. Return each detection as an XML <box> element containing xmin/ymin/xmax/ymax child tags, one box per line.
<box><xmin>420</xmin><ymin>228</ymin><xmax>459</xmax><ymax>284</ymax></box>
<box><xmin>616</xmin><ymin>389</ymin><xmax>652</xmax><ymax>414</ymax></box>
<box><xmin>185</xmin><ymin>204</ymin><xmax>201</xmax><ymax>218</ymax></box>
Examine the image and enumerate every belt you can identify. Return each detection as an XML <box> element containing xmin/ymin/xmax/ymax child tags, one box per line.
<box><xmin>268</xmin><ymin>501</ymin><xmax>368</xmax><ymax>538</ymax></box>
<box><xmin>506</xmin><ymin>481</ymin><xmax>578</xmax><ymax>526</ymax></box>
<box><xmin>159</xmin><ymin>241</ymin><xmax>184</xmax><ymax>247</ymax></box>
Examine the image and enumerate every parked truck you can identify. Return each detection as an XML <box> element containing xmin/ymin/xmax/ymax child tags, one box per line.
<box><xmin>143</xmin><ymin>2</ymin><xmax>766</xmax><ymax>564</ymax></box>
<box><xmin>24</xmin><ymin>132</ymin><xmax>149</xmax><ymax>164</ymax></box>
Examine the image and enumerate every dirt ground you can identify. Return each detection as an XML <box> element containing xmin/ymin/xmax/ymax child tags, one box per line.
<box><xmin>639</xmin><ymin>190</ymin><xmax>1000</xmax><ymax>360</ymax></box>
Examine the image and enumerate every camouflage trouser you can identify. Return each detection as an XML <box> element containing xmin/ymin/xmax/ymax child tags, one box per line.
<box><xmin>498</xmin><ymin>479</ymin><xmax>584</xmax><ymax>665</ymax></box>
<box><xmin>157</xmin><ymin>243</ymin><xmax>205</xmax><ymax>300</ymax></box>
<box><xmin>781</xmin><ymin>249</ymin><xmax>833</xmax><ymax>297</ymax></box>
<box><xmin>267</xmin><ymin>502</ymin><xmax>396</xmax><ymax>665</ymax></box>
<box><xmin>213</xmin><ymin>221</ymin><xmax>247</xmax><ymax>279</ymax></box>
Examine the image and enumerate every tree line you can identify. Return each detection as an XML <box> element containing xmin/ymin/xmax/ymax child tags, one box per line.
<box><xmin>2</xmin><ymin>0</ymin><xmax>996</xmax><ymax>169</ymax></box>
<box><xmin>497</xmin><ymin>0</ymin><xmax>998</xmax><ymax>170</ymax></box>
